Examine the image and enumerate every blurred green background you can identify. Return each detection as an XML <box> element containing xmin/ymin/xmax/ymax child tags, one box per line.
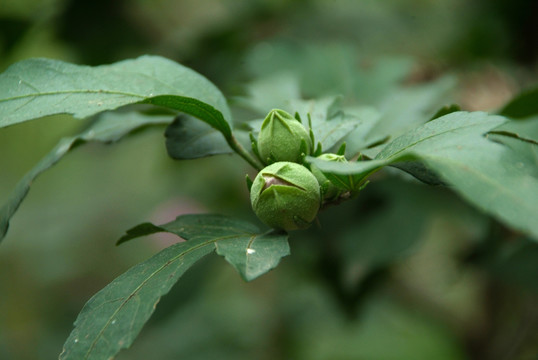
<box><xmin>1</xmin><ymin>0</ymin><xmax>537</xmax><ymax>359</ymax></box>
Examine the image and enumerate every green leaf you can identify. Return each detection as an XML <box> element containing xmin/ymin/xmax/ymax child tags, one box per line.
<box><xmin>0</xmin><ymin>112</ymin><xmax>172</xmax><ymax>243</ymax></box>
<box><xmin>144</xmin><ymin>95</ymin><xmax>231</xmax><ymax>138</ymax></box>
<box><xmin>499</xmin><ymin>87</ymin><xmax>538</xmax><ymax>119</ymax></box>
<box><xmin>215</xmin><ymin>230</ymin><xmax>290</xmax><ymax>281</ymax></box>
<box><xmin>290</xmin><ymin>97</ymin><xmax>361</xmax><ymax>152</ymax></box>
<box><xmin>483</xmin><ymin>135</ymin><xmax>538</xmax><ymax>178</ymax></box>
<box><xmin>62</xmin><ymin>214</ymin><xmax>288</xmax><ymax>359</ymax></box>
<box><xmin>338</xmin><ymin>106</ymin><xmax>383</xmax><ymax>157</ymax></box>
<box><xmin>60</xmin><ymin>235</ymin><xmax>216</xmax><ymax>360</ymax></box>
<box><xmin>490</xmin><ymin>116</ymin><xmax>538</xmax><ymax>145</ymax></box>
<box><xmin>0</xmin><ymin>55</ymin><xmax>232</xmax><ymax>138</ymax></box>
<box><xmin>366</xmin><ymin>76</ymin><xmax>456</xmax><ymax>142</ymax></box>
<box><xmin>115</xmin><ymin>222</ymin><xmax>167</xmax><ymax>246</ymax></box>
<box><xmin>165</xmin><ymin>115</ymin><xmax>233</xmax><ymax>159</ymax></box>
<box><xmin>390</xmin><ymin>161</ymin><xmax>446</xmax><ymax>186</ymax></box>
<box><xmin>308</xmin><ymin>112</ymin><xmax>538</xmax><ymax>239</ymax></box>
<box><xmin>306</xmin><ymin>157</ymin><xmax>386</xmax><ymax>187</ymax></box>
<box><xmin>117</xmin><ymin>214</ymin><xmax>290</xmax><ymax>281</ymax></box>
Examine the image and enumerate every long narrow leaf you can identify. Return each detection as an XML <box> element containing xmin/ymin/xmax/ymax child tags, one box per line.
<box><xmin>59</xmin><ymin>236</ymin><xmax>216</xmax><ymax>360</ymax></box>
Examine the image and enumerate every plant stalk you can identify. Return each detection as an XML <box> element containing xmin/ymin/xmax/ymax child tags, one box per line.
<box><xmin>228</xmin><ymin>136</ymin><xmax>264</xmax><ymax>171</ymax></box>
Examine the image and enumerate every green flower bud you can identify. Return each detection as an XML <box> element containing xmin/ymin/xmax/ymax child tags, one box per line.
<box><xmin>311</xmin><ymin>153</ymin><xmax>347</xmax><ymax>201</ymax></box>
<box><xmin>250</xmin><ymin>162</ymin><xmax>320</xmax><ymax>231</ymax></box>
<box><xmin>257</xmin><ymin>109</ymin><xmax>311</xmax><ymax>165</ymax></box>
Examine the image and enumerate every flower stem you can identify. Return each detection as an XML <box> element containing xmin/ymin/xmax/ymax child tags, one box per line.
<box><xmin>227</xmin><ymin>136</ymin><xmax>264</xmax><ymax>171</ymax></box>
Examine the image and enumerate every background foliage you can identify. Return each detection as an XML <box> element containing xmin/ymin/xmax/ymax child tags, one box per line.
<box><xmin>1</xmin><ymin>0</ymin><xmax>537</xmax><ymax>359</ymax></box>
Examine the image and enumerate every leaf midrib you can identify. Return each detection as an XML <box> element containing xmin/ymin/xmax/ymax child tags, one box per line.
<box><xmin>0</xmin><ymin>89</ymin><xmax>147</xmax><ymax>103</ymax></box>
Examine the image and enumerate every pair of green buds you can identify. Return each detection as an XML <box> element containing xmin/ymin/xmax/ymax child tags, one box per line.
<box><xmin>249</xmin><ymin>109</ymin><xmax>347</xmax><ymax>231</ymax></box>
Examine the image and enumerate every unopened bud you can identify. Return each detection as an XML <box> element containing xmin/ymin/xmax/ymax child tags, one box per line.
<box><xmin>250</xmin><ymin>162</ymin><xmax>320</xmax><ymax>231</ymax></box>
<box><xmin>257</xmin><ymin>109</ymin><xmax>311</xmax><ymax>165</ymax></box>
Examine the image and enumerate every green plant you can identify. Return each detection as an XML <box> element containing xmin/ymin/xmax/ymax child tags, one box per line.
<box><xmin>0</xmin><ymin>55</ymin><xmax>537</xmax><ymax>359</ymax></box>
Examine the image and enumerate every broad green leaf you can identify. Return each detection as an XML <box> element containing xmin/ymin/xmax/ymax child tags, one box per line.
<box><xmin>0</xmin><ymin>112</ymin><xmax>172</xmax><ymax>243</ymax></box>
<box><xmin>0</xmin><ymin>56</ymin><xmax>232</xmax><ymax>138</ymax></box>
<box><xmin>165</xmin><ymin>115</ymin><xmax>233</xmax><ymax>159</ymax></box>
<box><xmin>499</xmin><ymin>87</ymin><xmax>538</xmax><ymax>119</ymax></box>
<box><xmin>308</xmin><ymin>112</ymin><xmax>538</xmax><ymax>239</ymax></box>
<box><xmin>484</xmin><ymin>135</ymin><xmax>538</xmax><ymax>178</ymax></box>
<box><xmin>215</xmin><ymin>230</ymin><xmax>289</xmax><ymax>281</ymax></box>
<box><xmin>487</xmin><ymin>118</ymin><xmax>538</xmax><ymax>180</ymax></box>
<box><xmin>117</xmin><ymin>214</ymin><xmax>290</xmax><ymax>281</ymax></box>
<box><xmin>60</xmin><ymin>235</ymin><xmax>216</xmax><ymax>360</ymax></box>
<box><xmin>62</xmin><ymin>214</ymin><xmax>287</xmax><ymax>359</ymax></box>
<box><xmin>490</xmin><ymin>116</ymin><xmax>538</xmax><ymax>145</ymax></box>
<box><xmin>143</xmin><ymin>95</ymin><xmax>231</xmax><ymax>138</ymax></box>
